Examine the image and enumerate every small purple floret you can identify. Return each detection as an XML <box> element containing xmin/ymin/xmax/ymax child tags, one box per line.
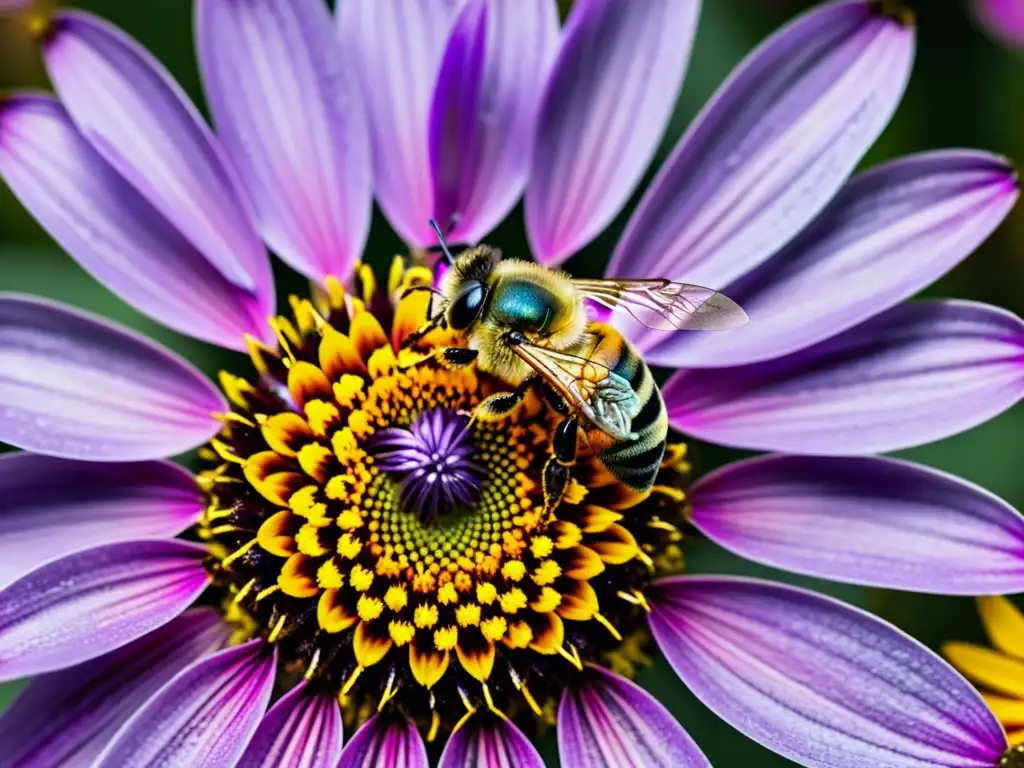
<box><xmin>369</xmin><ymin>408</ymin><xmax>484</xmax><ymax>525</ymax></box>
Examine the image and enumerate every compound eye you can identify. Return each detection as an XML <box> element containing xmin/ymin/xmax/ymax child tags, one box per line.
<box><xmin>448</xmin><ymin>282</ymin><xmax>486</xmax><ymax>330</ymax></box>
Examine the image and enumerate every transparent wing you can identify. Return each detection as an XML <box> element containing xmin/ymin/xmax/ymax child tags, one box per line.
<box><xmin>573</xmin><ymin>278</ymin><xmax>748</xmax><ymax>331</ymax></box>
<box><xmin>510</xmin><ymin>341</ymin><xmax>640</xmax><ymax>441</ymax></box>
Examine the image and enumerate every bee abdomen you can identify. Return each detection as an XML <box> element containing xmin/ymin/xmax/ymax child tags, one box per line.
<box><xmin>596</xmin><ymin>338</ymin><xmax>667</xmax><ymax>493</ymax></box>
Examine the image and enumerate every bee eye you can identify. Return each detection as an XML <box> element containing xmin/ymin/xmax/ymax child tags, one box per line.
<box><xmin>448</xmin><ymin>283</ymin><xmax>485</xmax><ymax>330</ymax></box>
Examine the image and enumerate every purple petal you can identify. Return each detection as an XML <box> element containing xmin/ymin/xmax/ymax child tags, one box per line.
<box><xmin>645</xmin><ymin>150</ymin><xmax>1019</xmax><ymax>367</ymax></box>
<box><xmin>338</xmin><ymin>713</ymin><xmax>429</xmax><ymax>768</ymax></box>
<box><xmin>0</xmin><ymin>294</ymin><xmax>226</xmax><ymax>461</ymax></box>
<box><xmin>975</xmin><ymin>0</ymin><xmax>1024</xmax><ymax>47</ymax></box>
<box><xmin>648</xmin><ymin>576</ymin><xmax>1007</xmax><ymax>768</ymax></box>
<box><xmin>340</xmin><ymin>0</ymin><xmax>463</xmax><ymax>247</ymax></box>
<box><xmin>0</xmin><ymin>608</ymin><xmax>229</xmax><ymax>768</ymax></box>
<box><xmin>0</xmin><ymin>453</ymin><xmax>201</xmax><ymax>587</ymax></box>
<box><xmin>197</xmin><ymin>0</ymin><xmax>372</xmax><ymax>282</ymax></box>
<box><xmin>0</xmin><ymin>539</ymin><xmax>209</xmax><ymax>682</ymax></box>
<box><xmin>665</xmin><ymin>300</ymin><xmax>1024</xmax><ymax>455</ymax></box>
<box><xmin>439</xmin><ymin>712</ymin><xmax>544</xmax><ymax>768</ymax></box>
<box><xmin>236</xmin><ymin>680</ymin><xmax>343</xmax><ymax>768</ymax></box>
<box><xmin>42</xmin><ymin>11</ymin><xmax>274</xmax><ymax>308</ymax></box>
<box><xmin>607</xmin><ymin>2</ymin><xmax>914</xmax><ymax>292</ymax></box>
<box><xmin>0</xmin><ymin>94</ymin><xmax>269</xmax><ymax>350</ymax></box>
<box><xmin>95</xmin><ymin>639</ymin><xmax>276</xmax><ymax>768</ymax></box>
<box><xmin>430</xmin><ymin>0</ymin><xmax>559</xmax><ymax>244</ymax></box>
<box><xmin>525</xmin><ymin>0</ymin><xmax>699</xmax><ymax>265</ymax></box>
<box><xmin>558</xmin><ymin>665</ymin><xmax>711</xmax><ymax>768</ymax></box>
<box><xmin>690</xmin><ymin>455</ymin><xmax>1024</xmax><ymax>595</ymax></box>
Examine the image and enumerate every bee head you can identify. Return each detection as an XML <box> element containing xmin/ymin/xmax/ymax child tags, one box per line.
<box><xmin>447</xmin><ymin>279</ymin><xmax>488</xmax><ymax>331</ymax></box>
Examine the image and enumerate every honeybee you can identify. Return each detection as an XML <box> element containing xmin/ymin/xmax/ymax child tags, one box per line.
<box><xmin>403</xmin><ymin>221</ymin><xmax>747</xmax><ymax>511</ymax></box>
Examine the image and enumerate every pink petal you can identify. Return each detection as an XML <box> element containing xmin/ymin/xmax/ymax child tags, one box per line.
<box><xmin>42</xmin><ymin>11</ymin><xmax>275</xmax><ymax>311</ymax></box>
<box><xmin>690</xmin><ymin>455</ymin><xmax>1024</xmax><ymax>595</ymax></box>
<box><xmin>665</xmin><ymin>300</ymin><xmax>1024</xmax><ymax>455</ymax></box>
<box><xmin>95</xmin><ymin>639</ymin><xmax>277</xmax><ymax>768</ymax></box>
<box><xmin>197</xmin><ymin>0</ymin><xmax>372</xmax><ymax>282</ymax></box>
<box><xmin>0</xmin><ymin>94</ymin><xmax>269</xmax><ymax>350</ymax></box>
<box><xmin>526</xmin><ymin>0</ymin><xmax>700</xmax><ymax>264</ymax></box>
<box><xmin>0</xmin><ymin>294</ymin><xmax>226</xmax><ymax>461</ymax></box>
<box><xmin>439</xmin><ymin>711</ymin><xmax>543</xmax><ymax>768</ymax></box>
<box><xmin>644</xmin><ymin>150</ymin><xmax>1018</xmax><ymax>367</ymax></box>
<box><xmin>338</xmin><ymin>713</ymin><xmax>429</xmax><ymax>768</ymax></box>
<box><xmin>558</xmin><ymin>665</ymin><xmax>711</xmax><ymax>768</ymax></box>
<box><xmin>430</xmin><ymin>0</ymin><xmax>559</xmax><ymax>245</ymax></box>
<box><xmin>0</xmin><ymin>539</ymin><xmax>210</xmax><ymax>682</ymax></box>
<box><xmin>236</xmin><ymin>680</ymin><xmax>343</xmax><ymax>768</ymax></box>
<box><xmin>648</xmin><ymin>576</ymin><xmax>1007</xmax><ymax>767</ymax></box>
<box><xmin>608</xmin><ymin>1</ymin><xmax>914</xmax><ymax>291</ymax></box>
<box><xmin>339</xmin><ymin>0</ymin><xmax>463</xmax><ymax>246</ymax></box>
<box><xmin>0</xmin><ymin>609</ymin><xmax>229</xmax><ymax>767</ymax></box>
<box><xmin>0</xmin><ymin>453</ymin><xmax>201</xmax><ymax>587</ymax></box>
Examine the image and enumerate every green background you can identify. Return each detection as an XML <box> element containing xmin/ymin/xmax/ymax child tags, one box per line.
<box><xmin>1</xmin><ymin>0</ymin><xmax>1023</xmax><ymax>765</ymax></box>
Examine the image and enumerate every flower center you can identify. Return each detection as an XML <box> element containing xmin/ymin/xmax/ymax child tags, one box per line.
<box><xmin>197</xmin><ymin>264</ymin><xmax>689</xmax><ymax>737</ymax></box>
<box><xmin>368</xmin><ymin>407</ymin><xmax>484</xmax><ymax>525</ymax></box>
<box><xmin>1004</xmin><ymin>746</ymin><xmax>1024</xmax><ymax>768</ymax></box>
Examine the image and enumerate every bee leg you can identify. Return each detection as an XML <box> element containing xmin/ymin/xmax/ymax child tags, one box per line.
<box><xmin>470</xmin><ymin>385</ymin><xmax>528</xmax><ymax>426</ymax></box>
<box><xmin>437</xmin><ymin>347</ymin><xmax>478</xmax><ymax>369</ymax></box>
<box><xmin>543</xmin><ymin>416</ymin><xmax>579</xmax><ymax>512</ymax></box>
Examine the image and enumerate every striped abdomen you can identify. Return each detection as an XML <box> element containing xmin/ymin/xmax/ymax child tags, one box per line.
<box><xmin>584</xmin><ymin>324</ymin><xmax>668</xmax><ymax>493</ymax></box>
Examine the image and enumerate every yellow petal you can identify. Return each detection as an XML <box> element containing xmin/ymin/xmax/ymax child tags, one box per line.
<box><xmin>456</xmin><ymin>640</ymin><xmax>496</xmax><ymax>682</ymax></box>
<box><xmin>944</xmin><ymin>642</ymin><xmax>1024</xmax><ymax>697</ymax></box>
<box><xmin>564</xmin><ymin>546</ymin><xmax>605</xmax><ymax>580</ymax></box>
<box><xmin>410</xmin><ymin>644</ymin><xmax>450</xmax><ymax>689</ymax></box>
<box><xmin>353</xmin><ymin>621</ymin><xmax>392</xmax><ymax>667</ymax></box>
<box><xmin>257</xmin><ymin>510</ymin><xmax>297</xmax><ymax>558</ymax></box>
<box><xmin>984</xmin><ymin>693</ymin><xmax>1024</xmax><ymax>726</ymax></box>
<box><xmin>279</xmin><ymin>554</ymin><xmax>319</xmax><ymax>598</ymax></box>
<box><xmin>288</xmin><ymin>362</ymin><xmax>333</xmax><ymax>411</ymax></box>
<box><xmin>260</xmin><ymin>413</ymin><xmax>314</xmax><ymax>457</ymax></box>
<box><xmin>350</xmin><ymin>310</ymin><xmax>389</xmax><ymax>362</ymax></box>
<box><xmin>319</xmin><ymin>327</ymin><xmax>366</xmax><ymax>381</ymax></box>
<box><xmin>318</xmin><ymin>589</ymin><xmax>357</xmax><ymax>633</ymax></box>
<box><xmin>588</xmin><ymin>524</ymin><xmax>639</xmax><ymax>565</ymax></box>
<box><xmin>979</xmin><ymin>596</ymin><xmax>1024</xmax><ymax>659</ymax></box>
<box><xmin>557</xmin><ymin>580</ymin><xmax>598</xmax><ymax>622</ymax></box>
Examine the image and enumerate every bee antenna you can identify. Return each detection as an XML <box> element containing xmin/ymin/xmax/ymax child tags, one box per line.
<box><xmin>429</xmin><ymin>218</ymin><xmax>456</xmax><ymax>267</ymax></box>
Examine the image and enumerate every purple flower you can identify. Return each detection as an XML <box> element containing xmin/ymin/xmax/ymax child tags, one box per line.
<box><xmin>0</xmin><ymin>0</ymin><xmax>1021</xmax><ymax>766</ymax></box>
<box><xmin>974</xmin><ymin>0</ymin><xmax>1024</xmax><ymax>48</ymax></box>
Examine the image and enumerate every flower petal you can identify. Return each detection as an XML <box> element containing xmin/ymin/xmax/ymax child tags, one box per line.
<box><xmin>339</xmin><ymin>0</ymin><xmax>463</xmax><ymax>246</ymax></box>
<box><xmin>439</xmin><ymin>711</ymin><xmax>544</xmax><ymax>768</ymax></box>
<box><xmin>95</xmin><ymin>639</ymin><xmax>276</xmax><ymax>768</ymax></box>
<box><xmin>338</xmin><ymin>713</ymin><xmax>429</xmax><ymax>768</ymax></box>
<box><xmin>975</xmin><ymin>0</ymin><xmax>1024</xmax><ymax>47</ymax></box>
<box><xmin>558</xmin><ymin>665</ymin><xmax>710</xmax><ymax>768</ymax></box>
<box><xmin>645</xmin><ymin>150</ymin><xmax>1019</xmax><ymax>367</ymax></box>
<box><xmin>429</xmin><ymin>0</ymin><xmax>559</xmax><ymax>244</ymax></box>
<box><xmin>0</xmin><ymin>453</ymin><xmax>201</xmax><ymax>587</ymax></box>
<box><xmin>0</xmin><ymin>608</ymin><xmax>229</xmax><ymax>768</ymax></box>
<box><xmin>0</xmin><ymin>539</ymin><xmax>209</xmax><ymax>682</ymax></box>
<box><xmin>0</xmin><ymin>294</ymin><xmax>226</xmax><ymax>460</ymax></box>
<box><xmin>648</xmin><ymin>576</ymin><xmax>1007</xmax><ymax>768</ymax></box>
<box><xmin>607</xmin><ymin>1</ymin><xmax>914</xmax><ymax>291</ymax></box>
<box><xmin>0</xmin><ymin>94</ymin><xmax>269</xmax><ymax>350</ymax></box>
<box><xmin>689</xmin><ymin>455</ymin><xmax>1024</xmax><ymax>595</ymax></box>
<box><xmin>42</xmin><ymin>10</ymin><xmax>274</xmax><ymax>307</ymax></box>
<box><xmin>197</xmin><ymin>0</ymin><xmax>371</xmax><ymax>282</ymax></box>
<box><xmin>236</xmin><ymin>680</ymin><xmax>343</xmax><ymax>768</ymax></box>
<box><xmin>665</xmin><ymin>300</ymin><xmax>1024</xmax><ymax>455</ymax></box>
<box><xmin>525</xmin><ymin>0</ymin><xmax>700</xmax><ymax>264</ymax></box>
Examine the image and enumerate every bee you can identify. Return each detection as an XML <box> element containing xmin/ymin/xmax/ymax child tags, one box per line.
<box><xmin>403</xmin><ymin>221</ymin><xmax>747</xmax><ymax>511</ymax></box>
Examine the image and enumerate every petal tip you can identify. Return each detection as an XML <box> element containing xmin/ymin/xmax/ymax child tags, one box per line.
<box><xmin>872</xmin><ymin>0</ymin><xmax>916</xmax><ymax>28</ymax></box>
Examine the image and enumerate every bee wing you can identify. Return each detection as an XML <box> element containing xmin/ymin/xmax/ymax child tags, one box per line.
<box><xmin>572</xmin><ymin>278</ymin><xmax>748</xmax><ymax>331</ymax></box>
<box><xmin>509</xmin><ymin>341</ymin><xmax>640</xmax><ymax>441</ymax></box>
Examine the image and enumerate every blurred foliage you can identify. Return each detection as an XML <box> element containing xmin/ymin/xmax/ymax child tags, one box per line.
<box><xmin>1</xmin><ymin>0</ymin><xmax>1023</xmax><ymax>765</ymax></box>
